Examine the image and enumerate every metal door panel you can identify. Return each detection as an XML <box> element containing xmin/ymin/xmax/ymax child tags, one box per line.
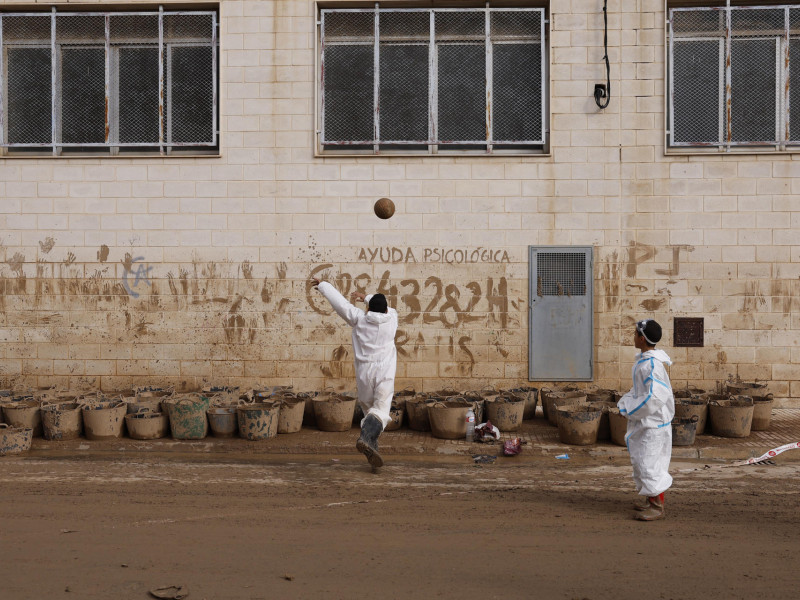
<box><xmin>529</xmin><ymin>246</ymin><xmax>593</xmax><ymax>381</ymax></box>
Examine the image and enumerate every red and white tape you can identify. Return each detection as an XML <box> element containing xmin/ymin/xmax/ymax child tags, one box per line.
<box><xmin>733</xmin><ymin>441</ymin><xmax>800</xmax><ymax>467</ymax></box>
<box><xmin>680</xmin><ymin>441</ymin><xmax>800</xmax><ymax>472</ymax></box>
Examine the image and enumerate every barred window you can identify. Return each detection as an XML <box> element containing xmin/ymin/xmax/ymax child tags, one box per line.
<box><xmin>668</xmin><ymin>5</ymin><xmax>800</xmax><ymax>151</ymax></box>
<box><xmin>319</xmin><ymin>6</ymin><xmax>547</xmax><ymax>155</ymax></box>
<box><xmin>0</xmin><ymin>9</ymin><xmax>218</xmax><ymax>156</ymax></box>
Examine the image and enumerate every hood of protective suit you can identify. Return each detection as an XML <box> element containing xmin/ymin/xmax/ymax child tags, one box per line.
<box><xmin>639</xmin><ymin>349</ymin><xmax>672</xmax><ymax>366</ymax></box>
<box><xmin>365</xmin><ymin>311</ymin><xmax>393</xmax><ymax>325</ymax></box>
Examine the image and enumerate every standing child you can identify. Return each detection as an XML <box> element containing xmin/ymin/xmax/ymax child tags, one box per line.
<box><xmin>311</xmin><ymin>277</ymin><xmax>398</xmax><ymax>470</ymax></box>
<box><xmin>617</xmin><ymin>319</ymin><xmax>675</xmax><ymax>521</ymax></box>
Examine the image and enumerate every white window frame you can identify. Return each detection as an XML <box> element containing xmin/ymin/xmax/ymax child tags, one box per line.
<box><xmin>0</xmin><ymin>8</ymin><xmax>218</xmax><ymax>156</ymax></box>
<box><xmin>316</xmin><ymin>4</ymin><xmax>549</xmax><ymax>156</ymax></box>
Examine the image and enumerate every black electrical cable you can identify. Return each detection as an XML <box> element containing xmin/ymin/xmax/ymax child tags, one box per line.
<box><xmin>594</xmin><ymin>0</ymin><xmax>611</xmax><ymax>109</ymax></box>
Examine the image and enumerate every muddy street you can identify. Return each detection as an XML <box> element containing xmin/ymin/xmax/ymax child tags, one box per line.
<box><xmin>1</xmin><ymin>454</ymin><xmax>799</xmax><ymax>600</ymax></box>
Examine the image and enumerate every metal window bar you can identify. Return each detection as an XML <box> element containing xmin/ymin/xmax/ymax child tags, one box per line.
<box><xmin>319</xmin><ymin>6</ymin><xmax>545</xmax><ymax>151</ymax></box>
<box><xmin>669</xmin><ymin>5</ymin><xmax>800</xmax><ymax>149</ymax></box>
<box><xmin>0</xmin><ymin>9</ymin><xmax>217</xmax><ymax>152</ymax></box>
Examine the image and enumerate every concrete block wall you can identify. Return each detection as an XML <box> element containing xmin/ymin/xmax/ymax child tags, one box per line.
<box><xmin>0</xmin><ymin>0</ymin><xmax>798</xmax><ymax>405</ymax></box>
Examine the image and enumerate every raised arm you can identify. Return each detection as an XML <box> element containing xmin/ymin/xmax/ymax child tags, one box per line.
<box><xmin>314</xmin><ymin>280</ymin><xmax>363</xmax><ymax>327</ymax></box>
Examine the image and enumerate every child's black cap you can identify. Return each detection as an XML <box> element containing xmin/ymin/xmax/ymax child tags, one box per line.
<box><xmin>368</xmin><ymin>294</ymin><xmax>388</xmax><ymax>314</ymax></box>
<box><xmin>637</xmin><ymin>319</ymin><xmax>662</xmax><ymax>344</ymax></box>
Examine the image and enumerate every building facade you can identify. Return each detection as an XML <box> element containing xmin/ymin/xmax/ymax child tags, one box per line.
<box><xmin>0</xmin><ymin>0</ymin><xmax>799</xmax><ymax>405</ymax></box>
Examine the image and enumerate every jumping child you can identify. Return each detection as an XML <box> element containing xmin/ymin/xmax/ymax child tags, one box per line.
<box><xmin>311</xmin><ymin>277</ymin><xmax>398</xmax><ymax>470</ymax></box>
<box><xmin>617</xmin><ymin>319</ymin><xmax>675</xmax><ymax>521</ymax></box>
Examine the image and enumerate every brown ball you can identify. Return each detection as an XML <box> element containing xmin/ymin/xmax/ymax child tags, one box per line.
<box><xmin>374</xmin><ymin>197</ymin><xmax>395</xmax><ymax>220</ymax></box>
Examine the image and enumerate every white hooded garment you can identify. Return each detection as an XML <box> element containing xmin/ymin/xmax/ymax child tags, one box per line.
<box><xmin>617</xmin><ymin>349</ymin><xmax>675</xmax><ymax>497</ymax></box>
<box><xmin>317</xmin><ymin>282</ymin><xmax>398</xmax><ymax>429</ymax></box>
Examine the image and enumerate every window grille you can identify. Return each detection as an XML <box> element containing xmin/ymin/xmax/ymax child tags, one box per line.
<box><xmin>0</xmin><ymin>9</ymin><xmax>218</xmax><ymax>155</ymax></box>
<box><xmin>319</xmin><ymin>6</ymin><xmax>547</xmax><ymax>154</ymax></box>
<box><xmin>668</xmin><ymin>5</ymin><xmax>800</xmax><ymax>150</ymax></box>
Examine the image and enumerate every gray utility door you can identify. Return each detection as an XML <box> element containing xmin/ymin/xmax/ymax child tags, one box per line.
<box><xmin>529</xmin><ymin>246</ymin><xmax>593</xmax><ymax>381</ymax></box>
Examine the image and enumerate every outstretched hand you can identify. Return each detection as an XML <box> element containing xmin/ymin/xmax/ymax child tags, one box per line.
<box><xmin>351</xmin><ymin>292</ymin><xmax>366</xmax><ymax>303</ymax></box>
<box><xmin>310</xmin><ymin>277</ymin><xmax>321</xmax><ymax>288</ymax></box>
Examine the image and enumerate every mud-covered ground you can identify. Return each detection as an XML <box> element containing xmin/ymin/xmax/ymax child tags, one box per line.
<box><xmin>1</xmin><ymin>453</ymin><xmax>799</xmax><ymax>600</ymax></box>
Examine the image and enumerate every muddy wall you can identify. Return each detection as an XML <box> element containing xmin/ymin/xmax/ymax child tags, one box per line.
<box><xmin>0</xmin><ymin>0</ymin><xmax>799</xmax><ymax>405</ymax></box>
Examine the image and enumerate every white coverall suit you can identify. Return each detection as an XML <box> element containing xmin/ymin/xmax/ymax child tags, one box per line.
<box><xmin>617</xmin><ymin>349</ymin><xmax>675</xmax><ymax>497</ymax></box>
<box><xmin>317</xmin><ymin>282</ymin><xmax>398</xmax><ymax>430</ymax></box>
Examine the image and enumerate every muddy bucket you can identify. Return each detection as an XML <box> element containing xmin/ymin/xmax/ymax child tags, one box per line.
<box><xmin>674</xmin><ymin>397</ymin><xmax>709</xmax><ymax>435</ymax></box>
<box><xmin>427</xmin><ymin>399</ymin><xmax>471</xmax><ymax>440</ymax></box>
<box><xmin>751</xmin><ymin>394</ymin><xmax>774</xmax><ymax>431</ymax></box>
<box><xmin>126</xmin><ymin>396</ymin><xmax>164</xmax><ymax>415</ymax></box>
<box><xmin>0</xmin><ymin>424</ymin><xmax>33</xmax><ymax>456</ymax></box>
<box><xmin>278</xmin><ymin>397</ymin><xmax>305</xmax><ymax>434</ymax></box>
<box><xmin>725</xmin><ymin>381</ymin><xmax>767</xmax><ymax>396</ymax></box>
<box><xmin>296</xmin><ymin>392</ymin><xmax>317</xmax><ymax>427</ymax></box>
<box><xmin>203</xmin><ymin>386</ymin><xmax>240</xmax><ymax>406</ymax></box>
<box><xmin>166</xmin><ymin>394</ymin><xmax>210</xmax><ymax>440</ymax></box>
<box><xmin>462</xmin><ymin>392</ymin><xmax>485</xmax><ymax>424</ymax></box>
<box><xmin>674</xmin><ymin>387</ymin><xmax>706</xmax><ymax>400</ymax></box>
<box><xmin>586</xmin><ymin>388</ymin><xmax>615</xmax><ymax>403</ymax></box>
<box><xmin>207</xmin><ymin>406</ymin><xmax>238</xmax><ymax>438</ymax></box>
<box><xmin>539</xmin><ymin>388</ymin><xmax>555</xmax><ymax>421</ymax></box>
<box><xmin>238</xmin><ymin>402</ymin><xmax>280</xmax><ymax>440</ymax></box>
<box><xmin>406</xmin><ymin>395</ymin><xmax>435</xmax><ymax>432</ymax></box>
<box><xmin>546</xmin><ymin>392</ymin><xmax>587</xmax><ymax>426</ymax></box>
<box><xmin>2</xmin><ymin>398</ymin><xmax>43</xmax><ymax>437</ymax></box>
<box><xmin>385</xmin><ymin>400</ymin><xmax>405</xmax><ymax>431</ymax></box>
<box><xmin>81</xmin><ymin>401</ymin><xmax>127</xmax><ymax>440</ymax></box>
<box><xmin>312</xmin><ymin>396</ymin><xmax>356</xmax><ymax>432</ymax></box>
<box><xmin>485</xmin><ymin>395</ymin><xmax>525</xmax><ymax>432</ymax></box>
<box><xmin>709</xmin><ymin>396</ymin><xmax>754</xmax><ymax>438</ymax></box>
<box><xmin>672</xmin><ymin>415</ymin><xmax>699</xmax><ymax>446</ymax></box>
<box><xmin>40</xmin><ymin>402</ymin><xmax>83</xmax><ymax>441</ymax></box>
<box><xmin>125</xmin><ymin>410</ymin><xmax>169</xmax><ymax>440</ymax></box>
<box><xmin>505</xmin><ymin>387</ymin><xmax>539</xmax><ymax>420</ymax></box>
<box><xmin>607</xmin><ymin>408</ymin><xmax>627</xmax><ymax>447</ymax></box>
<box><xmin>589</xmin><ymin>401</ymin><xmax>616</xmax><ymax>441</ymax></box>
<box><xmin>556</xmin><ymin>406</ymin><xmax>602</xmax><ymax>445</ymax></box>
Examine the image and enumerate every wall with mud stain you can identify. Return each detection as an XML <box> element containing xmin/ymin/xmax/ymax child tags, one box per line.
<box><xmin>0</xmin><ymin>0</ymin><xmax>799</xmax><ymax>404</ymax></box>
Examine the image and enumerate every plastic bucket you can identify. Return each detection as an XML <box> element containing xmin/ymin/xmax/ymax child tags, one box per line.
<box><xmin>709</xmin><ymin>396</ymin><xmax>754</xmax><ymax>438</ymax></box>
<box><xmin>40</xmin><ymin>402</ymin><xmax>83</xmax><ymax>441</ymax></box>
<box><xmin>556</xmin><ymin>405</ymin><xmax>603</xmax><ymax>446</ymax></box>
<box><xmin>126</xmin><ymin>396</ymin><xmax>164</xmax><ymax>415</ymax></box>
<box><xmin>207</xmin><ymin>406</ymin><xmax>238</xmax><ymax>438</ymax></box>
<box><xmin>485</xmin><ymin>395</ymin><xmax>525</xmax><ymax>431</ymax></box>
<box><xmin>427</xmin><ymin>399</ymin><xmax>471</xmax><ymax>440</ymax></box>
<box><xmin>237</xmin><ymin>402</ymin><xmax>280</xmax><ymax>440</ymax></box>
<box><xmin>546</xmin><ymin>392</ymin><xmax>587</xmax><ymax>426</ymax></box>
<box><xmin>125</xmin><ymin>410</ymin><xmax>169</xmax><ymax>440</ymax></box>
<box><xmin>725</xmin><ymin>381</ymin><xmax>768</xmax><ymax>396</ymax></box>
<box><xmin>277</xmin><ymin>397</ymin><xmax>305</xmax><ymax>434</ymax></box>
<box><xmin>751</xmin><ymin>394</ymin><xmax>774</xmax><ymax>431</ymax></box>
<box><xmin>672</xmin><ymin>415</ymin><xmax>699</xmax><ymax>446</ymax></box>
<box><xmin>585</xmin><ymin>389</ymin><xmax>615</xmax><ymax>403</ymax></box>
<box><xmin>607</xmin><ymin>408</ymin><xmax>627</xmax><ymax>447</ymax></box>
<box><xmin>674</xmin><ymin>397</ymin><xmax>709</xmax><ymax>435</ymax></box>
<box><xmin>202</xmin><ymin>386</ymin><xmax>240</xmax><ymax>406</ymax></box>
<box><xmin>589</xmin><ymin>401</ymin><xmax>616</xmax><ymax>441</ymax></box>
<box><xmin>0</xmin><ymin>424</ymin><xmax>33</xmax><ymax>456</ymax></box>
<box><xmin>81</xmin><ymin>401</ymin><xmax>127</xmax><ymax>440</ymax></box>
<box><xmin>462</xmin><ymin>392</ymin><xmax>485</xmax><ymax>424</ymax></box>
<box><xmin>165</xmin><ymin>394</ymin><xmax>210</xmax><ymax>440</ymax></box>
<box><xmin>2</xmin><ymin>398</ymin><xmax>42</xmax><ymax>437</ymax></box>
<box><xmin>406</xmin><ymin>395</ymin><xmax>435</xmax><ymax>432</ymax></box>
<box><xmin>505</xmin><ymin>387</ymin><xmax>539</xmax><ymax>420</ymax></box>
<box><xmin>312</xmin><ymin>396</ymin><xmax>356</xmax><ymax>432</ymax></box>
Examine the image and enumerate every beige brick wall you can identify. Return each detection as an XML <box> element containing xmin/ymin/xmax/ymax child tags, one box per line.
<box><xmin>0</xmin><ymin>0</ymin><xmax>798</xmax><ymax>405</ymax></box>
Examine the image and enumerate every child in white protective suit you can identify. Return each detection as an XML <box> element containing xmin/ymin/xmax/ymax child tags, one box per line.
<box><xmin>311</xmin><ymin>277</ymin><xmax>398</xmax><ymax>470</ymax></box>
<box><xmin>617</xmin><ymin>319</ymin><xmax>675</xmax><ymax>521</ymax></box>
